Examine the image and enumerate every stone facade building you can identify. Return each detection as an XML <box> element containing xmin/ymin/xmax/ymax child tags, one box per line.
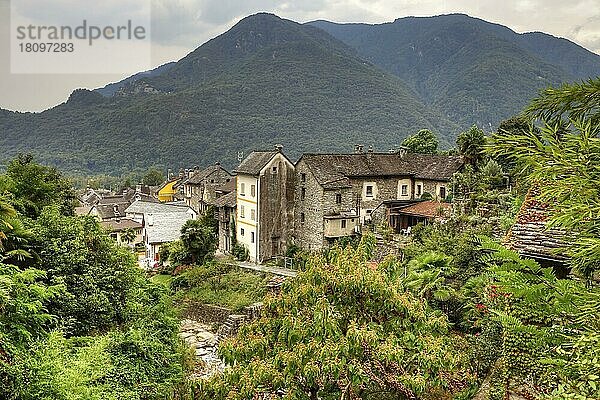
<box><xmin>293</xmin><ymin>149</ymin><xmax>463</xmax><ymax>250</ymax></box>
<box><xmin>214</xmin><ymin>190</ymin><xmax>236</xmax><ymax>254</ymax></box>
<box><xmin>234</xmin><ymin>146</ymin><xmax>295</xmax><ymax>262</ymax></box>
<box><xmin>181</xmin><ymin>163</ymin><xmax>234</xmax><ymax>214</ymax></box>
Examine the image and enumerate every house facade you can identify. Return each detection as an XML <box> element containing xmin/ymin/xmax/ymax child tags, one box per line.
<box><xmin>214</xmin><ymin>190</ymin><xmax>236</xmax><ymax>254</ymax></box>
<box><xmin>181</xmin><ymin>163</ymin><xmax>234</xmax><ymax>214</ymax></box>
<box><xmin>234</xmin><ymin>146</ymin><xmax>295</xmax><ymax>262</ymax></box>
<box><xmin>100</xmin><ymin>218</ymin><xmax>143</xmax><ymax>247</ymax></box>
<box><xmin>293</xmin><ymin>149</ymin><xmax>463</xmax><ymax>249</ymax></box>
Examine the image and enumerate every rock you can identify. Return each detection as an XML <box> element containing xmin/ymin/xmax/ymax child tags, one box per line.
<box><xmin>195</xmin><ymin>348</ymin><xmax>208</xmax><ymax>357</ymax></box>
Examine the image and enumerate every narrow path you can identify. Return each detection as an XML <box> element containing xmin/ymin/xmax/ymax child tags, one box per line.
<box><xmin>230</xmin><ymin>261</ymin><xmax>297</xmax><ymax>277</ymax></box>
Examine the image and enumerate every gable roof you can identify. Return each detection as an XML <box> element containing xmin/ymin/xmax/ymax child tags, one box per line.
<box><xmin>124</xmin><ymin>199</ymin><xmax>194</xmax><ymax>216</ymax></box>
<box><xmin>299</xmin><ymin>152</ymin><xmax>463</xmax><ymax>189</ymax></box>
<box><xmin>234</xmin><ymin>151</ymin><xmax>279</xmax><ymax>175</ymax></box>
<box><xmin>100</xmin><ymin>218</ymin><xmax>143</xmax><ymax>232</ymax></box>
<box><xmin>504</xmin><ymin>186</ymin><xmax>569</xmax><ymax>263</ymax></box>
<box><xmin>145</xmin><ymin>213</ymin><xmax>193</xmax><ymax>244</ymax></box>
<box><xmin>186</xmin><ymin>163</ymin><xmax>232</xmax><ymax>185</ymax></box>
<box><xmin>214</xmin><ymin>190</ymin><xmax>237</xmax><ymax>208</ymax></box>
<box><xmin>92</xmin><ymin>201</ymin><xmax>131</xmax><ymax>219</ymax></box>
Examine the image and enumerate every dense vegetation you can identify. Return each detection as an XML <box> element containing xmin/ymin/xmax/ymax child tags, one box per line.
<box><xmin>0</xmin><ymin>157</ymin><xmax>191</xmax><ymax>399</ymax></box>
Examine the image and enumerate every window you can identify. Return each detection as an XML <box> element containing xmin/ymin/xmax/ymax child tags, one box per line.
<box><xmin>240</xmin><ymin>182</ymin><xmax>246</xmax><ymax>196</ymax></box>
<box><xmin>439</xmin><ymin>186</ymin><xmax>447</xmax><ymax>199</ymax></box>
<box><xmin>250</xmin><ymin>209</ymin><xmax>256</xmax><ymax>221</ymax></box>
<box><xmin>301</xmin><ymin>187</ymin><xmax>306</xmax><ymax>200</ymax></box>
<box><xmin>366</xmin><ymin>209</ymin><xmax>373</xmax><ymax>215</ymax></box>
<box><xmin>416</xmin><ymin>184</ymin><xmax>422</xmax><ymax>197</ymax></box>
<box><xmin>240</xmin><ymin>205</ymin><xmax>245</xmax><ymax>218</ymax></box>
<box><xmin>210</xmin><ymin>179</ymin><xmax>214</xmax><ymax>183</ymax></box>
<box><xmin>401</xmin><ymin>184</ymin><xmax>408</xmax><ymax>196</ymax></box>
<box><xmin>251</xmin><ymin>184</ymin><xmax>256</xmax><ymax>197</ymax></box>
<box><xmin>366</xmin><ymin>185</ymin><xmax>373</xmax><ymax>197</ymax></box>
<box><xmin>300</xmin><ymin>213</ymin><xmax>305</xmax><ymax>223</ymax></box>
<box><xmin>335</xmin><ymin>193</ymin><xmax>342</xmax><ymax>204</ymax></box>
<box><xmin>240</xmin><ymin>228</ymin><xmax>245</xmax><ymax>236</ymax></box>
<box><xmin>301</xmin><ymin>173</ymin><xmax>306</xmax><ymax>183</ymax></box>
<box><xmin>341</xmin><ymin>219</ymin><xmax>347</xmax><ymax>229</ymax></box>
<box><xmin>251</xmin><ymin>231</ymin><xmax>255</xmax><ymax>243</ymax></box>
<box><xmin>272</xmin><ymin>166</ymin><xmax>278</xmax><ymax>174</ymax></box>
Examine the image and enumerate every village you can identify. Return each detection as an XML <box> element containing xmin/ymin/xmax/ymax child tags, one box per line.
<box><xmin>76</xmin><ymin>144</ymin><xmax>468</xmax><ymax>267</ymax></box>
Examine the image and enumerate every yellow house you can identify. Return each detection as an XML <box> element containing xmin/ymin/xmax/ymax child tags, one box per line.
<box><xmin>156</xmin><ymin>178</ymin><xmax>181</xmax><ymax>202</ymax></box>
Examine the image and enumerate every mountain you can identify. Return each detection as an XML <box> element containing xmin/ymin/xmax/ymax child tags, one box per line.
<box><xmin>0</xmin><ymin>13</ymin><xmax>457</xmax><ymax>175</ymax></box>
<box><xmin>308</xmin><ymin>14</ymin><xmax>600</xmax><ymax>128</ymax></box>
<box><xmin>95</xmin><ymin>62</ymin><xmax>176</xmax><ymax>97</ymax></box>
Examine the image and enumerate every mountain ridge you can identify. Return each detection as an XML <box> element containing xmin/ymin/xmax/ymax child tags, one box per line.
<box><xmin>1</xmin><ymin>13</ymin><xmax>457</xmax><ymax>175</ymax></box>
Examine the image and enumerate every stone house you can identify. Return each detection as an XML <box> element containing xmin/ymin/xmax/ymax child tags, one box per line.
<box><xmin>213</xmin><ymin>190</ymin><xmax>236</xmax><ymax>254</ymax></box>
<box><xmin>234</xmin><ymin>146</ymin><xmax>295</xmax><ymax>262</ymax></box>
<box><xmin>294</xmin><ymin>149</ymin><xmax>463</xmax><ymax>250</ymax></box>
<box><xmin>180</xmin><ymin>163</ymin><xmax>234</xmax><ymax>214</ymax></box>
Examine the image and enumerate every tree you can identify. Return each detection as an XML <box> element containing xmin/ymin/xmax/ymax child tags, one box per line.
<box><xmin>0</xmin><ymin>154</ymin><xmax>76</xmax><ymax>219</ymax></box>
<box><xmin>30</xmin><ymin>208</ymin><xmax>139</xmax><ymax>336</ymax></box>
<box><xmin>456</xmin><ymin>125</ymin><xmax>486</xmax><ymax>166</ymax></box>
<box><xmin>180</xmin><ymin>219</ymin><xmax>217</xmax><ymax>265</ymax></box>
<box><xmin>142</xmin><ymin>167</ymin><xmax>165</xmax><ymax>186</ymax></box>
<box><xmin>120</xmin><ymin>228</ymin><xmax>136</xmax><ymax>247</ymax></box>
<box><xmin>524</xmin><ymin>77</ymin><xmax>600</xmax><ymax>125</ymax></box>
<box><xmin>197</xmin><ymin>235</ymin><xmax>475</xmax><ymax>399</ymax></box>
<box><xmin>488</xmin><ymin>79</ymin><xmax>600</xmax><ymax>278</ymax></box>
<box><xmin>401</xmin><ymin>129</ymin><xmax>439</xmax><ymax>154</ymax></box>
<box><xmin>470</xmin><ymin>239</ymin><xmax>600</xmax><ymax>399</ymax></box>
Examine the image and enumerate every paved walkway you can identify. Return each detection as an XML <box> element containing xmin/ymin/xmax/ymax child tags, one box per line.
<box><xmin>232</xmin><ymin>261</ymin><xmax>298</xmax><ymax>277</ymax></box>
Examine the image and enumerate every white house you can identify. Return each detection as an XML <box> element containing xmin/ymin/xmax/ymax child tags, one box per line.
<box><xmin>124</xmin><ymin>200</ymin><xmax>197</xmax><ymax>261</ymax></box>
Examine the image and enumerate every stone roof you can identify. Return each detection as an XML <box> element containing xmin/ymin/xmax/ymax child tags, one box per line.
<box><xmin>299</xmin><ymin>153</ymin><xmax>463</xmax><ymax>189</ymax></box>
<box><xmin>214</xmin><ymin>191</ymin><xmax>237</xmax><ymax>208</ymax></box>
<box><xmin>75</xmin><ymin>206</ymin><xmax>92</xmax><ymax>216</ymax></box>
<box><xmin>186</xmin><ymin>164</ymin><xmax>232</xmax><ymax>185</ymax></box>
<box><xmin>396</xmin><ymin>200</ymin><xmax>451</xmax><ymax>218</ymax></box>
<box><xmin>100</xmin><ymin>218</ymin><xmax>143</xmax><ymax>232</ymax></box>
<box><xmin>93</xmin><ymin>201</ymin><xmax>131</xmax><ymax>219</ymax></box>
<box><xmin>125</xmin><ymin>199</ymin><xmax>193</xmax><ymax>216</ymax></box>
<box><xmin>504</xmin><ymin>187</ymin><xmax>569</xmax><ymax>262</ymax></box>
<box><xmin>215</xmin><ymin>179</ymin><xmax>235</xmax><ymax>194</ymax></box>
<box><xmin>234</xmin><ymin>151</ymin><xmax>278</xmax><ymax>175</ymax></box>
<box><xmin>145</xmin><ymin>212</ymin><xmax>193</xmax><ymax>244</ymax></box>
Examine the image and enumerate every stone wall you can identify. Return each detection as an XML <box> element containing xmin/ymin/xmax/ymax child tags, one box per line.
<box><xmin>294</xmin><ymin>160</ymin><xmax>325</xmax><ymax>250</ymax></box>
<box><xmin>182</xmin><ymin>302</ymin><xmax>232</xmax><ymax>324</ymax></box>
<box><xmin>258</xmin><ymin>154</ymin><xmax>296</xmax><ymax>261</ymax></box>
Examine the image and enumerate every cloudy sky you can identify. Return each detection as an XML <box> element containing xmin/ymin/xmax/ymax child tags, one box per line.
<box><xmin>1</xmin><ymin>0</ymin><xmax>599</xmax><ymax>112</ymax></box>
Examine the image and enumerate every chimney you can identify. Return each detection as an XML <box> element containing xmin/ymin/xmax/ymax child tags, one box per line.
<box><xmin>367</xmin><ymin>145</ymin><xmax>374</xmax><ymax>154</ymax></box>
<box><xmin>167</xmin><ymin>168</ymin><xmax>172</xmax><ymax>179</ymax></box>
<box><xmin>215</xmin><ymin>161</ymin><xmax>221</xmax><ymax>166</ymax></box>
<box><xmin>147</xmin><ymin>214</ymin><xmax>154</xmax><ymax>226</ymax></box>
<box><xmin>398</xmin><ymin>146</ymin><xmax>408</xmax><ymax>158</ymax></box>
<box><xmin>274</xmin><ymin>144</ymin><xmax>283</xmax><ymax>153</ymax></box>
